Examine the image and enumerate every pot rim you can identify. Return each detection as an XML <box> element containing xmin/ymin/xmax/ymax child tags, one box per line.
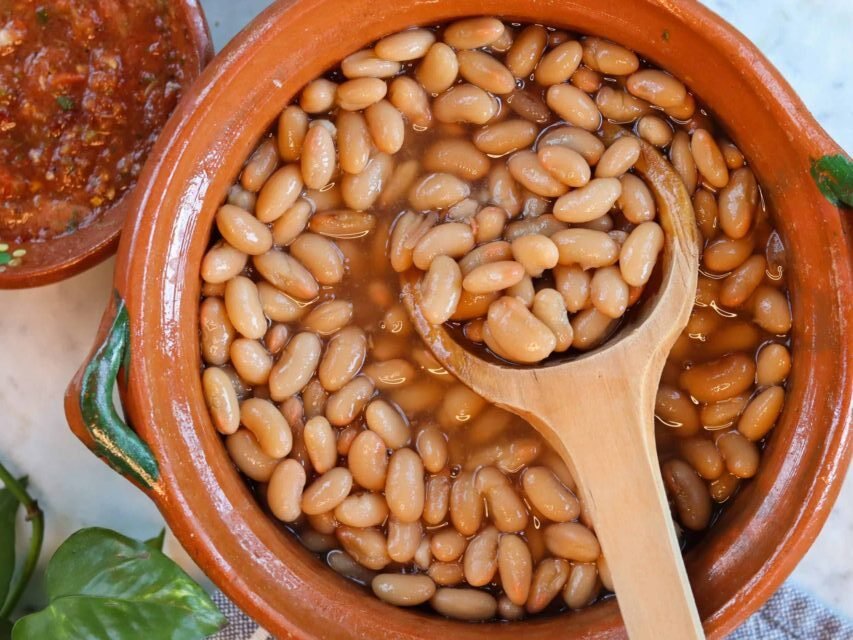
<box><xmin>0</xmin><ymin>0</ymin><xmax>214</xmax><ymax>290</ymax></box>
<box><xmin>66</xmin><ymin>0</ymin><xmax>852</xmax><ymax>638</ymax></box>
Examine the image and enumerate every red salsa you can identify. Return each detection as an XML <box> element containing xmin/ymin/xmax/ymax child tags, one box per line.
<box><xmin>0</xmin><ymin>0</ymin><xmax>198</xmax><ymax>242</ymax></box>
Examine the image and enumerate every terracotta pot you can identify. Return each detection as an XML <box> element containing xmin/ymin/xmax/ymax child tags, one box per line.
<box><xmin>0</xmin><ymin>1</ymin><xmax>213</xmax><ymax>290</ymax></box>
<box><xmin>66</xmin><ymin>0</ymin><xmax>852</xmax><ymax>637</ymax></box>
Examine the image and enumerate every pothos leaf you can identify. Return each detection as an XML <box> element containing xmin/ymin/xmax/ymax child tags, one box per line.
<box><xmin>144</xmin><ymin>529</ymin><xmax>166</xmax><ymax>552</ymax></box>
<box><xmin>0</xmin><ymin>479</ymin><xmax>26</xmax><ymax>612</ymax></box>
<box><xmin>11</xmin><ymin>528</ymin><xmax>225</xmax><ymax>640</ymax></box>
<box><xmin>810</xmin><ymin>154</ymin><xmax>853</xmax><ymax>208</ymax></box>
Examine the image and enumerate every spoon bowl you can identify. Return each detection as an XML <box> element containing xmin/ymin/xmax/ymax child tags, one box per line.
<box><xmin>402</xmin><ymin>135</ymin><xmax>703</xmax><ymax>639</ymax></box>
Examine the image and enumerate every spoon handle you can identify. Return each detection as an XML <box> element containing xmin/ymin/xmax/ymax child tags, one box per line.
<box><xmin>524</xmin><ymin>378</ymin><xmax>705</xmax><ymax>640</ymax></box>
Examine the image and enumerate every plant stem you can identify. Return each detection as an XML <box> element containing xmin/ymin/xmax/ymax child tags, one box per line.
<box><xmin>0</xmin><ymin>459</ymin><xmax>44</xmax><ymax>620</ymax></box>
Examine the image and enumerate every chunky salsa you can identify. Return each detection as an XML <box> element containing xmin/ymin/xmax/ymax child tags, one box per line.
<box><xmin>0</xmin><ymin>0</ymin><xmax>197</xmax><ymax>242</ymax></box>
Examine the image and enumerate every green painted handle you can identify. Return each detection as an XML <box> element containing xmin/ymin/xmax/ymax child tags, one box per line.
<box><xmin>78</xmin><ymin>294</ymin><xmax>160</xmax><ymax>490</ymax></box>
<box><xmin>811</xmin><ymin>154</ymin><xmax>853</xmax><ymax>208</ymax></box>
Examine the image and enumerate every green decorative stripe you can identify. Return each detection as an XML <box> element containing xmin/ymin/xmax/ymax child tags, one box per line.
<box><xmin>810</xmin><ymin>154</ymin><xmax>853</xmax><ymax>208</ymax></box>
<box><xmin>79</xmin><ymin>294</ymin><xmax>160</xmax><ymax>490</ymax></box>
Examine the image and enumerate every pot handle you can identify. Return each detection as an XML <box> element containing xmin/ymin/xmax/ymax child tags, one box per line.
<box><xmin>64</xmin><ymin>292</ymin><xmax>161</xmax><ymax>494</ymax></box>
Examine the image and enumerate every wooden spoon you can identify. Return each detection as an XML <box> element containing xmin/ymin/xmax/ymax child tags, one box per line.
<box><xmin>401</xmin><ymin>137</ymin><xmax>704</xmax><ymax>639</ymax></box>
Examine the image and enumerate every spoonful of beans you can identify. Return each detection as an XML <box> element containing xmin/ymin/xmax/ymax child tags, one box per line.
<box><xmin>401</xmin><ymin>130</ymin><xmax>704</xmax><ymax>640</ymax></box>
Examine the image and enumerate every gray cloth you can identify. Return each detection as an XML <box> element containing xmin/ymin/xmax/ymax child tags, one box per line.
<box><xmin>209</xmin><ymin>582</ymin><xmax>853</xmax><ymax>639</ymax></box>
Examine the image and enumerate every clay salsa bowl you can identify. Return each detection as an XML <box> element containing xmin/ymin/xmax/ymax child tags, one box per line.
<box><xmin>0</xmin><ymin>0</ymin><xmax>213</xmax><ymax>290</ymax></box>
<box><xmin>65</xmin><ymin>0</ymin><xmax>852</xmax><ymax>637</ymax></box>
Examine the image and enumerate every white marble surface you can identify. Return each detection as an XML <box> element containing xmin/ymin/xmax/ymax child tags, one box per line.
<box><xmin>0</xmin><ymin>0</ymin><xmax>850</xmax><ymax>621</ymax></box>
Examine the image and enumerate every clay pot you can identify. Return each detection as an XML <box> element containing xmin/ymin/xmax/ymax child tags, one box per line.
<box><xmin>0</xmin><ymin>2</ymin><xmax>213</xmax><ymax>289</ymax></box>
<box><xmin>66</xmin><ymin>0</ymin><xmax>851</xmax><ymax>637</ymax></box>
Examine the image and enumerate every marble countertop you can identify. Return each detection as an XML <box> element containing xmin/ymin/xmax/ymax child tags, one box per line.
<box><xmin>0</xmin><ymin>0</ymin><xmax>850</xmax><ymax>622</ymax></box>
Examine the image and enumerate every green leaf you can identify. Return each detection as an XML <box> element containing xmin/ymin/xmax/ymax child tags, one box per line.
<box><xmin>144</xmin><ymin>529</ymin><xmax>165</xmax><ymax>552</ymax></box>
<box><xmin>0</xmin><ymin>479</ymin><xmax>26</xmax><ymax>611</ymax></box>
<box><xmin>12</xmin><ymin>528</ymin><xmax>224</xmax><ymax>640</ymax></box>
<box><xmin>810</xmin><ymin>154</ymin><xmax>853</xmax><ymax>208</ymax></box>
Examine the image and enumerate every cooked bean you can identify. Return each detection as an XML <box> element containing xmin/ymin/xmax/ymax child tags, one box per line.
<box><xmin>336</xmin><ymin>111</ymin><xmax>371</xmax><ymax>175</ymax></box>
<box><xmin>256</xmin><ymin>281</ymin><xmax>306</xmax><ymax>323</ymax></box>
<box><xmin>201</xmin><ymin>242</ymin><xmax>248</xmax><ymax>284</ymax></box>
<box><xmin>269</xmin><ymin>332</ymin><xmax>322</xmax><ymax>400</ymax></box>
<box><xmin>385</xmin><ymin>448</ymin><xmax>425</xmax><ymax>522</ymax></box>
<box><xmin>571</xmin><ymin>307</ymin><xmax>616</xmax><ymax>350</ymax></box>
<box><xmin>270</xmin><ymin>199</ymin><xmax>312</xmax><ymax>246</ymax></box>
<box><xmin>719</xmin><ymin>255</ymin><xmax>766</xmax><ymax>308</ymax></box>
<box><xmin>289</xmin><ymin>233</ymin><xmax>345</xmax><ymax>286</ymax></box>
<box><xmin>375</xmin><ymin>28</ymin><xmax>435</xmax><ymax>61</ymax></box>
<box><xmin>224</xmin><ymin>276</ymin><xmax>267</xmax><ymax>340</ymax></box>
<box><xmin>450</xmin><ymin>471</ymin><xmax>484</xmax><ymax>536</ymax></box>
<box><xmin>537</xmin><ymin>126</ymin><xmax>605</xmax><ymax>166</ymax></box>
<box><xmin>318</xmin><ymin>326</ymin><xmax>366</xmax><ymax>392</ymax></box>
<box><xmin>340</xmin><ymin>48</ymin><xmax>401</xmax><ymax>79</ymax></box>
<box><xmin>457</xmin><ymin>50</ymin><xmax>516</xmax><ymax>94</ymax></box>
<box><xmin>717</xmin><ymin>430</ymin><xmax>760</xmax><ymax>478</ymax></box>
<box><xmin>337</xmin><ymin>526</ymin><xmax>390</xmax><ymax>570</ymax></box>
<box><xmin>535</xmin><ymin>40</ymin><xmax>583</xmax><ymax>86</ymax></box>
<box><xmin>336</xmin><ymin>77</ymin><xmax>388</xmax><ymax>111</ymax></box>
<box><xmin>563</xmin><ymin>563</ymin><xmax>599</xmax><ymax>609</ymax></box>
<box><xmin>700</xmin><ymin>394</ymin><xmax>749</xmax><ymax>429</ymax></box>
<box><xmin>424</xmin><ymin>140</ymin><xmax>489</xmax><ymax>182</ymax></box>
<box><xmin>421</xmin><ymin>474</ymin><xmax>450</xmax><ymax>526</ymax></box>
<box><xmin>691</xmin><ymin>129</ymin><xmax>729</xmax><ymax>188</ymax></box>
<box><xmin>303</xmin><ymin>300</ymin><xmax>354</xmax><ymax>336</ymax></box>
<box><xmin>389</xmin><ymin>76</ymin><xmax>433</xmax><ymax>128</ymax></box>
<box><xmin>679</xmin><ymin>437</ymin><xmax>724</xmax><ymax>482</ymax></box>
<box><xmin>680</xmin><ymin>352</ymin><xmax>756</xmax><ymax>403</ymax></box>
<box><xmin>430</xmin><ymin>588</ymin><xmax>497</xmax><ymax>621</ymax></box>
<box><xmin>710</xmin><ymin>473</ymin><xmax>740</xmax><ymax>503</ymax></box>
<box><xmin>546</xmin><ymin>84</ymin><xmax>601</xmax><ymax>131</ymax></box>
<box><xmin>200</xmin><ymin>297</ymin><xmax>236</xmax><ymax>365</ymax></box>
<box><xmin>718</xmin><ymin>167</ymin><xmax>758</xmax><ymax>239</ymax></box>
<box><xmin>414</xmin><ymin>43</ymin><xmax>458</xmax><ymax>95</ymax></box>
<box><xmin>300</xmin><ymin>415</ymin><xmax>336</xmax><ymax>473</ymax></box>
<box><xmin>504</xmin><ymin>25</ymin><xmax>547</xmax><ymax>77</ymax></box>
<box><xmin>215</xmin><ymin>205</ymin><xmax>272</xmax><ymax>256</ymax></box>
<box><xmin>554</xmin><ymin>178</ymin><xmax>621</xmax><ymax>223</ymax></box>
<box><xmin>230</xmin><ymin>338</ymin><xmax>272</xmax><ymax>385</ymax></box>
<box><xmin>626</xmin><ymin>69</ymin><xmax>687</xmax><ymax>108</ymax></box>
<box><xmin>507</xmin><ymin>150</ymin><xmax>568</xmax><ymax>197</ymax></box>
<box><xmin>544</xmin><ymin>522</ymin><xmax>600</xmax><ymax>561</ymax></box>
<box><xmin>553</xmin><ymin>265</ymin><xmax>591</xmax><ymax>312</ymax></box>
<box><xmin>474</xmin><ymin>206</ymin><xmax>508</xmax><ymax>243</ymax></box>
<box><xmin>636</xmin><ymin>114</ymin><xmax>673</xmax><ymax>147</ymax></box>
<box><xmin>362</xmin><ymin>399</ymin><xmax>408</xmax><ymax>449</ymax></box>
<box><xmin>430</xmin><ymin>529</ymin><xmax>467</xmax><ymax>563</ymax></box>
<box><xmin>703</xmin><ymin>235</ymin><xmax>755</xmax><ymax>273</ymax></box>
<box><xmin>670</xmin><ymin>130</ymin><xmax>698</xmax><ymax>194</ymax></box>
<box><xmin>334</xmin><ymin>492</ymin><xmax>389</xmax><ymax>528</ymax></box>
<box><xmin>655</xmin><ymin>384</ymin><xmax>700</xmax><ymax>435</ymax></box>
<box><xmin>241</xmin><ymin>139</ymin><xmax>279</xmax><ymax>192</ymax></box>
<box><xmin>498</xmin><ymin>534</ymin><xmax>533</xmax><ymax>606</ymax></box>
<box><xmin>752</xmin><ymin>286</ymin><xmax>792</xmax><ymax>334</ymax></box>
<box><xmin>267</xmin><ymin>459</ymin><xmax>306</xmax><ymax>522</ymax></box>
<box><xmin>666</xmin><ymin>459</ymin><xmax>715</xmax><ymax>526</ymax></box>
<box><xmin>437</xmin><ymin>384</ymin><xmax>487</xmax><ymax>430</ymax></box>
<box><xmin>226</xmin><ymin>429</ymin><xmax>278</xmax><ymax>482</ymax></box>
<box><xmin>487</xmin><ymin>296</ymin><xmax>557</xmax><ymax>363</ymax></box>
<box><xmin>596</xmin><ymin>86</ymin><xmax>650</xmax><ymax>124</ymax></box>
<box><xmin>738</xmin><ymin>386</ymin><xmax>785</xmax><ymax>441</ymax></box>
<box><xmin>508</xmin><ymin>235</ymin><xmax>559</xmax><ymax>278</ymax></box>
<box><xmin>347</xmin><ymin>430</ymin><xmax>388</xmax><ymax>491</ymax></box>
<box><xmin>536</xmin><ymin>146</ymin><xmax>590</xmax><ymax>189</ymax></box>
<box><xmin>756</xmin><ymin>343</ymin><xmax>792</xmax><ymax>386</ymax></box>
<box><xmin>240</xmin><ymin>398</ymin><xmax>292</xmax><ymax>458</ymax></box>
<box><xmin>203</xmin><ymin>367</ymin><xmax>240</xmax><ymax>435</ymax></box>
<box><xmin>227</xmin><ymin>186</ymin><xmax>257</xmax><ymax>215</ymax></box>
<box><xmin>552</xmin><ymin>228</ymin><xmax>620</xmax><ymax>269</ymax></box>
<box><xmin>461</xmin><ymin>261</ymin><xmax>525</xmax><ymax>294</ymax></box>
<box><xmin>384</xmin><ymin>517</ymin><xmax>422</xmax><ymax>564</ymax></box>
<box><xmin>254</xmin><ymin>249</ymin><xmax>320</xmax><ymax>300</ymax></box>
<box><xmin>342</xmin><ymin>152</ymin><xmax>394</xmax><ymax>211</ymax></box>
<box><xmin>581</xmin><ymin>37</ymin><xmax>639</xmax><ymax>75</ymax></box>
<box><xmin>363</xmin><ymin>100</ymin><xmax>405</xmax><ymax>154</ymax></box>
<box><xmin>530</xmin><ymin>289</ymin><xmax>573</xmax><ymax>352</ymax></box>
<box><xmin>326</xmin><ymin>376</ymin><xmax>375</xmax><ymax>426</ymax></box>
<box><xmin>411</xmin><ymin>222</ymin><xmax>474</xmax><ymax>270</ymax></box>
<box><xmin>301</xmin><ymin>467</ymin><xmax>353</xmax><ymax>515</ymax></box>
<box><xmin>300</xmin><ymin>124</ymin><xmax>336</xmax><ymax>190</ymax></box>
<box><xmin>596</xmin><ymin>137</ymin><xmax>641</xmax><ymax>178</ymax></box>
<box><xmin>309</xmin><ymin>210</ymin><xmax>378</xmax><ymax>239</ymax></box>
<box><xmin>590</xmin><ymin>266</ymin><xmax>630</xmax><ymax>318</ymax></box>
<box><xmin>372</xmin><ymin>574</ymin><xmax>436</xmax><ymax>607</ymax></box>
<box><xmin>300</xmin><ymin>78</ymin><xmax>337</xmax><ymax>113</ymax></box>
<box><xmin>526</xmin><ymin>558</ymin><xmax>570</xmax><ymax>613</ymax></box>
<box><xmin>620</xmin><ymin>221</ymin><xmax>664</xmax><ymax>286</ymax></box>
<box><xmin>444</xmin><ymin>17</ymin><xmax>506</xmax><ymax>49</ymax></box>
<box><xmin>522</xmin><ymin>466</ymin><xmax>580</xmax><ymax>522</ymax></box>
<box><xmin>433</xmin><ymin>84</ymin><xmax>498</xmax><ymax>125</ymax></box>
